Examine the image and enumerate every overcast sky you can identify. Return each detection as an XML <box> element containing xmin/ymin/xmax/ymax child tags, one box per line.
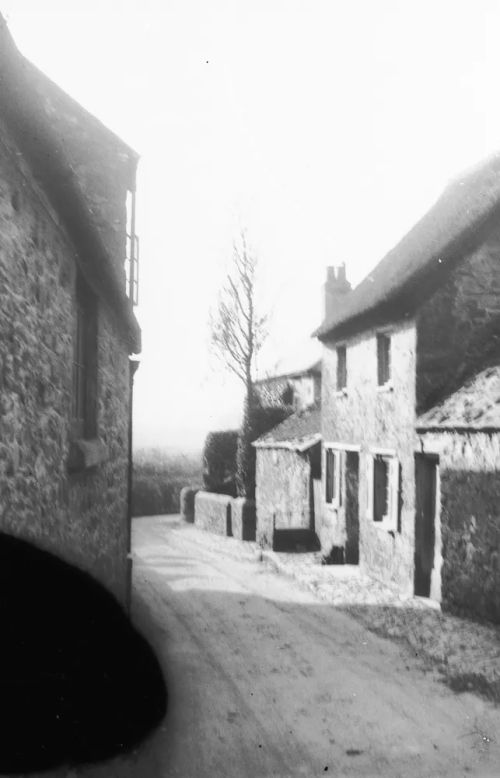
<box><xmin>4</xmin><ymin>0</ymin><xmax>500</xmax><ymax>450</ymax></box>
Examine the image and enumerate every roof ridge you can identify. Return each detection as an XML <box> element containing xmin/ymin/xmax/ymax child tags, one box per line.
<box><xmin>315</xmin><ymin>151</ymin><xmax>500</xmax><ymax>340</ymax></box>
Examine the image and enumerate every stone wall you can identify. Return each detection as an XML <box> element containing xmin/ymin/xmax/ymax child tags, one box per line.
<box><xmin>417</xmin><ymin>219</ymin><xmax>500</xmax><ymax>413</ymax></box>
<box><xmin>420</xmin><ymin>431</ymin><xmax>500</xmax><ymax>622</ymax></box>
<box><xmin>321</xmin><ymin>320</ymin><xmax>417</xmax><ymax>594</ymax></box>
<box><xmin>231</xmin><ymin>498</ymin><xmax>256</xmax><ymax>541</ymax></box>
<box><xmin>180</xmin><ymin>486</ymin><xmax>198</xmax><ymax>523</ymax></box>
<box><xmin>255</xmin><ymin>447</ymin><xmax>312</xmax><ymax>548</ymax></box>
<box><xmin>0</xmin><ymin>119</ymin><xmax>132</xmax><ymax>606</ymax></box>
<box><xmin>194</xmin><ymin>491</ymin><xmax>232</xmax><ymax>536</ymax></box>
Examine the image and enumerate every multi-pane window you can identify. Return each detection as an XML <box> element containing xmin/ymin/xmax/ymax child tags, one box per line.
<box><xmin>336</xmin><ymin>345</ymin><xmax>347</xmax><ymax>390</ymax></box>
<box><xmin>366</xmin><ymin>452</ymin><xmax>399</xmax><ymax>531</ymax></box>
<box><xmin>325</xmin><ymin>447</ymin><xmax>343</xmax><ymax>506</ymax></box>
<box><xmin>377</xmin><ymin>332</ymin><xmax>391</xmax><ymax>386</ymax></box>
<box><xmin>72</xmin><ymin>276</ymin><xmax>98</xmax><ymax>439</ymax></box>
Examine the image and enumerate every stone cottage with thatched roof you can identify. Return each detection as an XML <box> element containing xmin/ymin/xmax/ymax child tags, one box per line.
<box><xmin>0</xmin><ymin>15</ymin><xmax>141</xmax><ymax>607</ymax></box>
<box><xmin>314</xmin><ymin>153</ymin><xmax>500</xmax><ymax>621</ymax></box>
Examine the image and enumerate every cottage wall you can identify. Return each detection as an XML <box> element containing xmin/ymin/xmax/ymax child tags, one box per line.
<box><xmin>0</xmin><ymin>121</ymin><xmax>132</xmax><ymax>605</ymax></box>
<box><xmin>417</xmin><ymin>220</ymin><xmax>500</xmax><ymax>412</ymax></box>
<box><xmin>255</xmin><ymin>448</ymin><xmax>311</xmax><ymax>547</ymax></box>
<box><xmin>290</xmin><ymin>375</ymin><xmax>320</xmax><ymax>411</ymax></box>
<box><xmin>321</xmin><ymin>320</ymin><xmax>417</xmax><ymax>593</ymax></box>
<box><xmin>420</xmin><ymin>431</ymin><xmax>500</xmax><ymax>622</ymax></box>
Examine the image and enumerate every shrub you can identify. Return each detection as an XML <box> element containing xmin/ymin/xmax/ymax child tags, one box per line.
<box><xmin>202</xmin><ymin>430</ymin><xmax>239</xmax><ymax>496</ymax></box>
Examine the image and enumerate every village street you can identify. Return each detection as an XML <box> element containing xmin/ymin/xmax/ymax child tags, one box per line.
<box><xmin>55</xmin><ymin>514</ymin><xmax>500</xmax><ymax>778</ymax></box>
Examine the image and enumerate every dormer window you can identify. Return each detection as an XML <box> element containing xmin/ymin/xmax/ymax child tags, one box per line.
<box><xmin>377</xmin><ymin>333</ymin><xmax>391</xmax><ymax>386</ymax></box>
<box><xmin>336</xmin><ymin>346</ymin><xmax>347</xmax><ymax>390</ymax></box>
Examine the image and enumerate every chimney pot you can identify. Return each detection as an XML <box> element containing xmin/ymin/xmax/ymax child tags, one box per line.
<box><xmin>324</xmin><ymin>263</ymin><xmax>351</xmax><ymax>320</ymax></box>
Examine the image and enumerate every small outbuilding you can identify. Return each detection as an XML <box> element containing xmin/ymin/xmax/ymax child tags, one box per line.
<box><xmin>417</xmin><ymin>366</ymin><xmax>500</xmax><ymax>622</ymax></box>
<box><xmin>253</xmin><ymin>407</ymin><xmax>321</xmax><ymax>550</ymax></box>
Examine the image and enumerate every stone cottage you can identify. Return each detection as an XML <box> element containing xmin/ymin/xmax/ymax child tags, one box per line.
<box><xmin>254</xmin><ymin>360</ymin><xmax>322</xmax><ymax>412</ymax></box>
<box><xmin>0</xmin><ymin>16</ymin><xmax>141</xmax><ymax>607</ymax></box>
<box><xmin>314</xmin><ymin>153</ymin><xmax>500</xmax><ymax>619</ymax></box>
<box><xmin>254</xmin><ymin>407</ymin><xmax>321</xmax><ymax>550</ymax></box>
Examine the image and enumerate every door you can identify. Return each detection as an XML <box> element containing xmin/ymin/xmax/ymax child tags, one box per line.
<box><xmin>414</xmin><ymin>454</ymin><xmax>438</xmax><ymax>597</ymax></box>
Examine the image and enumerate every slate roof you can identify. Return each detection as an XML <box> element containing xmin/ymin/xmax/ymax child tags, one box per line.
<box><xmin>315</xmin><ymin>152</ymin><xmax>500</xmax><ymax>341</ymax></box>
<box><xmin>417</xmin><ymin>366</ymin><xmax>500</xmax><ymax>431</ymax></box>
<box><xmin>0</xmin><ymin>14</ymin><xmax>140</xmax><ymax>352</ymax></box>
<box><xmin>253</xmin><ymin>407</ymin><xmax>322</xmax><ymax>451</ymax></box>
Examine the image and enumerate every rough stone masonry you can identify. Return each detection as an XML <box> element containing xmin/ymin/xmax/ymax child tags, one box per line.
<box><xmin>0</xmin><ymin>111</ymin><xmax>136</xmax><ymax>606</ymax></box>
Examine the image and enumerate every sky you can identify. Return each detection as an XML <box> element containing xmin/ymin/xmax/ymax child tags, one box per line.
<box><xmin>3</xmin><ymin>0</ymin><xmax>500</xmax><ymax>451</ymax></box>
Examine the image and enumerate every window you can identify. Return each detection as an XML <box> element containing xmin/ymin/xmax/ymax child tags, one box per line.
<box><xmin>336</xmin><ymin>346</ymin><xmax>347</xmax><ymax>390</ymax></box>
<box><xmin>366</xmin><ymin>452</ymin><xmax>399</xmax><ymax>531</ymax></box>
<box><xmin>377</xmin><ymin>333</ymin><xmax>391</xmax><ymax>386</ymax></box>
<box><xmin>72</xmin><ymin>276</ymin><xmax>98</xmax><ymax>439</ymax></box>
<box><xmin>325</xmin><ymin>447</ymin><xmax>343</xmax><ymax>506</ymax></box>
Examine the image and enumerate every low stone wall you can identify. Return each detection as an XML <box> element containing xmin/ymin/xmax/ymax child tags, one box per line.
<box><xmin>232</xmin><ymin>498</ymin><xmax>256</xmax><ymax>541</ymax></box>
<box><xmin>194</xmin><ymin>492</ymin><xmax>232</xmax><ymax>536</ymax></box>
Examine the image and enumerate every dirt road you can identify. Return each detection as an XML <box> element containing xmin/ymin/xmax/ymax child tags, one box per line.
<box><xmin>75</xmin><ymin>515</ymin><xmax>500</xmax><ymax>777</ymax></box>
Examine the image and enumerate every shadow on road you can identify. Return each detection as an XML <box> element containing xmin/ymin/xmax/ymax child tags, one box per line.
<box><xmin>127</xmin><ymin>533</ymin><xmax>500</xmax><ymax>778</ymax></box>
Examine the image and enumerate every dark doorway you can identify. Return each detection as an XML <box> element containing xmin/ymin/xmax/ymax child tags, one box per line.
<box><xmin>345</xmin><ymin>451</ymin><xmax>359</xmax><ymax>564</ymax></box>
<box><xmin>414</xmin><ymin>453</ymin><xmax>438</xmax><ymax>597</ymax></box>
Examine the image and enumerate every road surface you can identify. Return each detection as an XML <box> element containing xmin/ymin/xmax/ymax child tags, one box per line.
<box><xmin>76</xmin><ymin>515</ymin><xmax>500</xmax><ymax>777</ymax></box>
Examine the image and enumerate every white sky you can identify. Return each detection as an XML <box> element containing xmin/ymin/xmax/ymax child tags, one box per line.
<box><xmin>3</xmin><ymin>0</ymin><xmax>500</xmax><ymax>450</ymax></box>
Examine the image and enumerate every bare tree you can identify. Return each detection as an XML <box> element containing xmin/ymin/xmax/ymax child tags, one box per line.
<box><xmin>210</xmin><ymin>232</ymin><xmax>267</xmax><ymax>399</ymax></box>
<box><xmin>210</xmin><ymin>232</ymin><xmax>267</xmax><ymax>497</ymax></box>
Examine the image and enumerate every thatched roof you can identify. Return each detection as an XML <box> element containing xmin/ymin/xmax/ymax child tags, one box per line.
<box><xmin>417</xmin><ymin>366</ymin><xmax>500</xmax><ymax>432</ymax></box>
<box><xmin>315</xmin><ymin>152</ymin><xmax>500</xmax><ymax>341</ymax></box>
<box><xmin>254</xmin><ymin>359</ymin><xmax>322</xmax><ymax>387</ymax></box>
<box><xmin>253</xmin><ymin>407</ymin><xmax>321</xmax><ymax>451</ymax></box>
<box><xmin>0</xmin><ymin>14</ymin><xmax>140</xmax><ymax>352</ymax></box>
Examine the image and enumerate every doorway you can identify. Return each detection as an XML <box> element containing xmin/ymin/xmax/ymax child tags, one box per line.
<box><xmin>414</xmin><ymin>453</ymin><xmax>438</xmax><ymax>597</ymax></box>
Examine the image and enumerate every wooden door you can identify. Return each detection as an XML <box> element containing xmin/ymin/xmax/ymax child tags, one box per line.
<box><xmin>414</xmin><ymin>454</ymin><xmax>437</xmax><ymax>597</ymax></box>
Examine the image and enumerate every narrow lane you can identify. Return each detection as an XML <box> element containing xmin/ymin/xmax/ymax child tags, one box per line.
<box><xmin>79</xmin><ymin>515</ymin><xmax>500</xmax><ymax>777</ymax></box>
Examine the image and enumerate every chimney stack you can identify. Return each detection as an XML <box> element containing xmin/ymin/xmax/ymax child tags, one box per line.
<box><xmin>324</xmin><ymin>263</ymin><xmax>351</xmax><ymax>319</ymax></box>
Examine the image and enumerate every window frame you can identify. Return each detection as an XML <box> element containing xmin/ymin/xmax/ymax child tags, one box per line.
<box><xmin>366</xmin><ymin>449</ymin><xmax>399</xmax><ymax>532</ymax></box>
